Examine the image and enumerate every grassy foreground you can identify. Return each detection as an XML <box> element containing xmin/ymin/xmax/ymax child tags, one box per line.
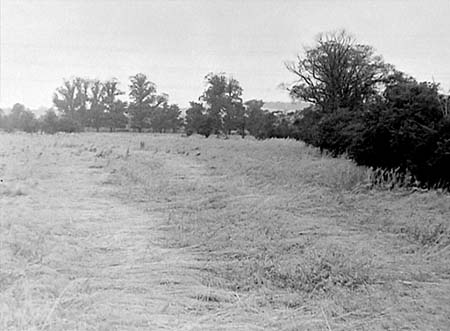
<box><xmin>1</xmin><ymin>132</ymin><xmax>450</xmax><ymax>330</ymax></box>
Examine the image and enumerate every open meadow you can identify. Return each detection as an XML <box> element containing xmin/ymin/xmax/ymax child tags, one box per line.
<box><xmin>1</xmin><ymin>132</ymin><xmax>450</xmax><ymax>330</ymax></box>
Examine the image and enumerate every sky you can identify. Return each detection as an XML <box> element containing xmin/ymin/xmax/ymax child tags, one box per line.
<box><xmin>1</xmin><ymin>0</ymin><xmax>450</xmax><ymax>112</ymax></box>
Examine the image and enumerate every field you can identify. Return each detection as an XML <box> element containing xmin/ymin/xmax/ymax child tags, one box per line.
<box><xmin>1</xmin><ymin>132</ymin><xmax>450</xmax><ymax>330</ymax></box>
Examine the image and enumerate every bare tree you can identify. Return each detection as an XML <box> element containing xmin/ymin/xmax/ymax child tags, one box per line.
<box><xmin>286</xmin><ymin>30</ymin><xmax>391</xmax><ymax>113</ymax></box>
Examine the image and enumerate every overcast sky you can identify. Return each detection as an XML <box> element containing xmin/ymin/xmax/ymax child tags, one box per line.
<box><xmin>1</xmin><ymin>0</ymin><xmax>449</xmax><ymax>111</ymax></box>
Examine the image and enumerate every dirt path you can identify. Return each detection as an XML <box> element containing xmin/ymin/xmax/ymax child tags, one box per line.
<box><xmin>0</xmin><ymin>135</ymin><xmax>269</xmax><ymax>330</ymax></box>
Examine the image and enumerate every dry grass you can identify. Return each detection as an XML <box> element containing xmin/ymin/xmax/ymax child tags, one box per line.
<box><xmin>1</xmin><ymin>132</ymin><xmax>450</xmax><ymax>330</ymax></box>
<box><xmin>107</xmin><ymin>133</ymin><xmax>450</xmax><ymax>329</ymax></box>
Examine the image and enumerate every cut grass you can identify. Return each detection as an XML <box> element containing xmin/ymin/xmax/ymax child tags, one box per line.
<box><xmin>263</xmin><ymin>245</ymin><xmax>374</xmax><ymax>293</ymax></box>
<box><xmin>2</xmin><ymin>132</ymin><xmax>450</xmax><ymax>330</ymax></box>
<box><xmin>104</xmin><ymin>133</ymin><xmax>450</xmax><ymax>329</ymax></box>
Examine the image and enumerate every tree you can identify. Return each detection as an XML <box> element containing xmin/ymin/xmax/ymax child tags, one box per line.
<box><xmin>128</xmin><ymin>73</ymin><xmax>166</xmax><ymax>132</ymax></box>
<box><xmin>287</xmin><ymin>30</ymin><xmax>390</xmax><ymax>113</ymax></box>
<box><xmin>74</xmin><ymin>78</ymin><xmax>90</xmax><ymax>126</ymax></box>
<box><xmin>8</xmin><ymin>103</ymin><xmax>26</xmax><ymax>130</ymax></box>
<box><xmin>245</xmin><ymin>100</ymin><xmax>290</xmax><ymax>139</ymax></box>
<box><xmin>201</xmin><ymin>73</ymin><xmax>244</xmax><ymax>135</ymax></box>
<box><xmin>106</xmin><ymin>100</ymin><xmax>128</xmax><ymax>132</ymax></box>
<box><xmin>40</xmin><ymin>109</ymin><xmax>59</xmax><ymax>134</ymax></box>
<box><xmin>201</xmin><ymin>73</ymin><xmax>227</xmax><ymax>133</ymax></box>
<box><xmin>350</xmin><ymin>76</ymin><xmax>444</xmax><ymax>176</ymax></box>
<box><xmin>53</xmin><ymin>78</ymin><xmax>90</xmax><ymax>127</ymax></box>
<box><xmin>103</xmin><ymin>79</ymin><xmax>127</xmax><ymax>132</ymax></box>
<box><xmin>234</xmin><ymin>102</ymin><xmax>247</xmax><ymax>138</ymax></box>
<box><xmin>245</xmin><ymin>99</ymin><xmax>266</xmax><ymax>138</ymax></box>
<box><xmin>88</xmin><ymin>80</ymin><xmax>106</xmax><ymax>131</ymax></box>
<box><xmin>7</xmin><ymin>103</ymin><xmax>39</xmax><ymax>133</ymax></box>
<box><xmin>161</xmin><ymin>103</ymin><xmax>182</xmax><ymax>132</ymax></box>
<box><xmin>222</xmin><ymin>77</ymin><xmax>244</xmax><ymax>135</ymax></box>
<box><xmin>56</xmin><ymin>116</ymin><xmax>82</xmax><ymax>133</ymax></box>
<box><xmin>53</xmin><ymin>80</ymin><xmax>78</xmax><ymax>119</ymax></box>
<box><xmin>185</xmin><ymin>102</ymin><xmax>208</xmax><ymax>136</ymax></box>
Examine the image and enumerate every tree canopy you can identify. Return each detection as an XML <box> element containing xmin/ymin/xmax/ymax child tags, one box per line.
<box><xmin>287</xmin><ymin>30</ymin><xmax>390</xmax><ymax>113</ymax></box>
<box><xmin>128</xmin><ymin>73</ymin><xmax>169</xmax><ymax>132</ymax></box>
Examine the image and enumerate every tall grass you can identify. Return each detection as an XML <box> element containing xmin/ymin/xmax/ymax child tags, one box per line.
<box><xmin>2</xmin><ymin>132</ymin><xmax>450</xmax><ymax>330</ymax></box>
<box><xmin>104</xmin><ymin>133</ymin><xmax>450</xmax><ymax>329</ymax></box>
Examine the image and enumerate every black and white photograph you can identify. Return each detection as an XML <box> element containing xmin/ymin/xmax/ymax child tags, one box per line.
<box><xmin>1</xmin><ymin>0</ymin><xmax>450</xmax><ymax>329</ymax></box>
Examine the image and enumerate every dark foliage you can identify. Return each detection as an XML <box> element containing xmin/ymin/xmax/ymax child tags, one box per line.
<box><xmin>184</xmin><ymin>102</ymin><xmax>215</xmax><ymax>137</ymax></box>
<box><xmin>292</xmin><ymin>106</ymin><xmax>322</xmax><ymax>145</ymax></box>
<box><xmin>40</xmin><ymin>109</ymin><xmax>59</xmax><ymax>134</ymax></box>
<box><xmin>56</xmin><ymin>116</ymin><xmax>83</xmax><ymax>133</ymax></box>
<box><xmin>245</xmin><ymin>100</ymin><xmax>274</xmax><ymax>139</ymax></box>
<box><xmin>286</xmin><ymin>31</ymin><xmax>450</xmax><ymax>189</ymax></box>
<box><xmin>186</xmin><ymin>73</ymin><xmax>245</xmax><ymax>136</ymax></box>
<box><xmin>349</xmin><ymin>80</ymin><xmax>448</xmax><ymax>187</ymax></box>
<box><xmin>287</xmin><ymin>30</ymin><xmax>390</xmax><ymax>113</ymax></box>
<box><xmin>293</xmin><ymin>70</ymin><xmax>450</xmax><ymax>188</ymax></box>
<box><xmin>428</xmin><ymin>118</ymin><xmax>450</xmax><ymax>187</ymax></box>
<box><xmin>2</xmin><ymin>103</ymin><xmax>39</xmax><ymax>133</ymax></box>
<box><xmin>150</xmin><ymin>103</ymin><xmax>182</xmax><ymax>133</ymax></box>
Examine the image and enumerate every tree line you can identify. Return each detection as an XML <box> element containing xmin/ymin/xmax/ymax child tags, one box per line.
<box><xmin>0</xmin><ymin>74</ymin><xmax>183</xmax><ymax>134</ymax></box>
<box><xmin>0</xmin><ymin>73</ymin><xmax>295</xmax><ymax>138</ymax></box>
<box><xmin>184</xmin><ymin>73</ymin><xmax>289</xmax><ymax>139</ymax></box>
<box><xmin>1</xmin><ymin>30</ymin><xmax>449</xmax><ymax>188</ymax></box>
<box><xmin>287</xmin><ymin>30</ymin><xmax>450</xmax><ymax>189</ymax></box>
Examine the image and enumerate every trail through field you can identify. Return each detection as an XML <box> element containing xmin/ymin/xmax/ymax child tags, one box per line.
<box><xmin>2</xmin><ymin>133</ymin><xmax>450</xmax><ymax>331</ymax></box>
<box><xmin>0</xmin><ymin>135</ymin><xmax>271</xmax><ymax>330</ymax></box>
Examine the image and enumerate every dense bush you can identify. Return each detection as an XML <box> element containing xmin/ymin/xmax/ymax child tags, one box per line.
<box><xmin>40</xmin><ymin>110</ymin><xmax>59</xmax><ymax>134</ymax></box>
<box><xmin>429</xmin><ymin>118</ymin><xmax>450</xmax><ymax>186</ymax></box>
<box><xmin>293</xmin><ymin>77</ymin><xmax>450</xmax><ymax>188</ymax></box>
<box><xmin>247</xmin><ymin>108</ymin><xmax>276</xmax><ymax>139</ymax></box>
<box><xmin>351</xmin><ymin>81</ymin><xmax>447</xmax><ymax>187</ymax></box>
<box><xmin>55</xmin><ymin>116</ymin><xmax>83</xmax><ymax>133</ymax></box>
<box><xmin>292</xmin><ymin>106</ymin><xmax>321</xmax><ymax>145</ymax></box>
<box><xmin>0</xmin><ymin>104</ymin><xmax>39</xmax><ymax>133</ymax></box>
<box><xmin>316</xmin><ymin>108</ymin><xmax>363</xmax><ymax>155</ymax></box>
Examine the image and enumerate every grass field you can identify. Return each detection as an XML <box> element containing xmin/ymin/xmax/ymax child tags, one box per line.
<box><xmin>1</xmin><ymin>132</ymin><xmax>449</xmax><ymax>330</ymax></box>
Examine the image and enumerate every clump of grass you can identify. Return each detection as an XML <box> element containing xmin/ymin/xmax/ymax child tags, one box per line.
<box><xmin>401</xmin><ymin>222</ymin><xmax>450</xmax><ymax>248</ymax></box>
<box><xmin>318</xmin><ymin>159</ymin><xmax>370</xmax><ymax>191</ymax></box>
<box><xmin>0</xmin><ymin>184</ymin><xmax>27</xmax><ymax>197</ymax></box>
<box><xmin>218</xmin><ymin>245</ymin><xmax>374</xmax><ymax>297</ymax></box>
<box><xmin>263</xmin><ymin>246</ymin><xmax>373</xmax><ymax>294</ymax></box>
<box><xmin>95</xmin><ymin>148</ymin><xmax>113</xmax><ymax>158</ymax></box>
<box><xmin>367</xmin><ymin>167</ymin><xmax>418</xmax><ymax>190</ymax></box>
<box><xmin>323</xmin><ymin>164</ymin><xmax>427</xmax><ymax>193</ymax></box>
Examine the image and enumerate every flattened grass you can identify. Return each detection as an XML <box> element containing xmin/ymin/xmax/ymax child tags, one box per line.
<box><xmin>2</xmin><ymin>132</ymin><xmax>449</xmax><ymax>330</ymax></box>
<box><xmin>106</xmin><ymin>133</ymin><xmax>450</xmax><ymax>329</ymax></box>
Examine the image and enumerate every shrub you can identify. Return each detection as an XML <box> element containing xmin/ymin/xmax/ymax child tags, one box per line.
<box><xmin>292</xmin><ymin>106</ymin><xmax>322</xmax><ymax>146</ymax></box>
<box><xmin>428</xmin><ymin>118</ymin><xmax>450</xmax><ymax>187</ymax></box>
<box><xmin>57</xmin><ymin>116</ymin><xmax>83</xmax><ymax>133</ymax></box>
<box><xmin>315</xmin><ymin>108</ymin><xmax>364</xmax><ymax>156</ymax></box>
<box><xmin>40</xmin><ymin>109</ymin><xmax>59</xmax><ymax>134</ymax></box>
<box><xmin>350</xmin><ymin>81</ymin><xmax>446</xmax><ymax>188</ymax></box>
<box><xmin>264</xmin><ymin>246</ymin><xmax>373</xmax><ymax>293</ymax></box>
<box><xmin>294</xmin><ymin>76</ymin><xmax>450</xmax><ymax>189</ymax></box>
